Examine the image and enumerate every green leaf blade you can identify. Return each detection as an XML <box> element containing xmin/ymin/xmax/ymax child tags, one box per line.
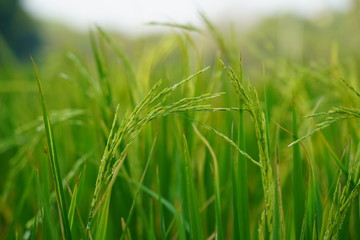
<box><xmin>31</xmin><ymin>57</ymin><xmax>72</xmax><ymax>240</ymax></box>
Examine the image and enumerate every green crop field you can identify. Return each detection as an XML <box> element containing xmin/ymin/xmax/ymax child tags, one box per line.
<box><xmin>1</xmin><ymin>9</ymin><xmax>360</xmax><ymax>240</ymax></box>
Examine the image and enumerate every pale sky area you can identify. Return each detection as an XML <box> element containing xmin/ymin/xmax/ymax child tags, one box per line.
<box><xmin>22</xmin><ymin>0</ymin><xmax>352</xmax><ymax>34</ymax></box>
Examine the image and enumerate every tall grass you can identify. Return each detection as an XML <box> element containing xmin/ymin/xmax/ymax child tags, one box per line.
<box><xmin>221</xmin><ymin>60</ymin><xmax>274</xmax><ymax>239</ymax></box>
<box><xmin>31</xmin><ymin>57</ymin><xmax>72</xmax><ymax>240</ymax></box>
<box><xmin>1</xmin><ymin>14</ymin><xmax>360</xmax><ymax>240</ymax></box>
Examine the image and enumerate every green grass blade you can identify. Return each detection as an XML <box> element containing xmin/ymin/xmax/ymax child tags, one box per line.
<box><xmin>31</xmin><ymin>57</ymin><xmax>72</xmax><ymax>240</ymax></box>
<box><xmin>192</xmin><ymin>120</ymin><xmax>261</xmax><ymax>167</ymax></box>
<box><xmin>315</xmin><ymin>167</ymin><xmax>326</xmax><ymax>239</ymax></box>
<box><xmin>324</xmin><ymin>151</ymin><xmax>360</xmax><ymax>239</ymax></box>
<box><xmin>182</xmin><ymin>134</ymin><xmax>204</xmax><ymax>240</ymax></box>
<box><xmin>122</xmin><ymin>175</ymin><xmax>190</xmax><ymax>234</ymax></box>
<box><xmin>89</xmin><ymin>31</ymin><xmax>112</xmax><ymax>131</ymax></box>
<box><xmin>96</xmin><ymin>26</ymin><xmax>137</xmax><ymax>106</ymax></box>
<box><xmin>95</xmin><ymin>191</ymin><xmax>111</xmax><ymax>240</ymax></box>
<box><xmin>193</xmin><ymin>124</ymin><xmax>223</xmax><ymax>239</ymax></box>
<box><xmin>6</xmin><ymin>170</ymin><xmax>35</xmax><ymax>239</ymax></box>
<box><xmin>148</xmin><ymin>202</ymin><xmax>157</xmax><ymax>240</ymax></box>
<box><xmin>340</xmin><ymin>77</ymin><xmax>360</xmax><ymax>98</ymax></box>
<box><xmin>120</xmin><ymin>137</ymin><xmax>157</xmax><ymax>240</ymax></box>
<box><xmin>273</xmin><ymin>149</ymin><xmax>281</xmax><ymax>240</ymax></box>
<box><xmin>147</xmin><ymin>21</ymin><xmax>201</xmax><ymax>32</ymax></box>
<box><xmin>121</xmin><ymin>218</ymin><xmax>133</xmax><ymax>240</ymax></box>
<box><xmin>28</xmin><ymin>209</ymin><xmax>39</xmax><ymax>240</ymax></box>
<box><xmin>292</xmin><ymin>104</ymin><xmax>305</xmax><ymax>239</ymax></box>
<box><xmin>156</xmin><ymin>166</ymin><xmax>167</xmax><ymax>240</ymax></box>
<box><xmin>68</xmin><ymin>179</ymin><xmax>80</xmax><ymax>231</ymax></box>
<box><xmin>35</xmin><ymin>163</ymin><xmax>58</xmax><ymax>239</ymax></box>
<box><xmin>199</xmin><ymin>12</ymin><xmax>230</xmax><ymax>61</ymax></box>
<box><xmin>231</xmin><ymin>122</ymin><xmax>240</xmax><ymax>239</ymax></box>
<box><xmin>89</xmin><ymin>31</ymin><xmax>112</xmax><ymax>106</ymax></box>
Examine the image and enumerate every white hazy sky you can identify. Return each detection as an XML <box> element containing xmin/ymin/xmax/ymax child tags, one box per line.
<box><xmin>22</xmin><ymin>0</ymin><xmax>352</xmax><ymax>34</ymax></box>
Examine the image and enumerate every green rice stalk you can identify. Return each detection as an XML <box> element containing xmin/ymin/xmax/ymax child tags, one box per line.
<box><xmin>289</xmin><ymin>106</ymin><xmax>360</xmax><ymax>175</ymax></box>
<box><xmin>301</xmin><ymin>152</ymin><xmax>323</xmax><ymax>240</ymax></box>
<box><xmin>272</xmin><ymin>149</ymin><xmax>281</xmax><ymax>240</ymax></box>
<box><xmin>236</xmin><ymin>57</ymin><xmax>251</xmax><ymax>240</ymax></box>
<box><xmin>324</xmin><ymin>155</ymin><xmax>360</xmax><ymax>239</ymax></box>
<box><xmin>221</xmin><ymin>59</ymin><xmax>274</xmax><ymax>237</ymax></box>
<box><xmin>289</xmin><ymin>107</ymin><xmax>360</xmax><ymax>148</ymax></box>
<box><xmin>86</xmin><ymin>67</ymin><xmax>225</xmax><ymax>233</ymax></box>
<box><xmin>340</xmin><ymin>77</ymin><xmax>360</xmax><ymax>98</ymax></box>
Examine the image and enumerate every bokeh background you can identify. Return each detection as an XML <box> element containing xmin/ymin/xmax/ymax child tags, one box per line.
<box><xmin>1</xmin><ymin>0</ymin><xmax>359</xmax><ymax>60</ymax></box>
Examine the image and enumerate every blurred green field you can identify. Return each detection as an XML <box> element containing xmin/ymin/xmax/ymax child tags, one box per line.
<box><xmin>1</xmin><ymin>8</ymin><xmax>360</xmax><ymax>240</ymax></box>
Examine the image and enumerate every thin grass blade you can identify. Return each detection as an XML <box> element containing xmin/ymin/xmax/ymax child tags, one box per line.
<box><xmin>292</xmin><ymin>104</ymin><xmax>305</xmax><ymax>239</ymax></box>
<box><xmin>31</xmin><ymin>57</ymin><xmax>72</xmax><ymax>240</ymax></box>
<box><xmin>182</xmin><ymin>134</ymin><xmax>204</xmax><ymax>240</ymax></box>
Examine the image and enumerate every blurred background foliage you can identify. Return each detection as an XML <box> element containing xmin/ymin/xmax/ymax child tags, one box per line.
<box><xmin>0</xmin><ymin>0</ymin><xmax>41</xmax><ymax>60</ymax></box>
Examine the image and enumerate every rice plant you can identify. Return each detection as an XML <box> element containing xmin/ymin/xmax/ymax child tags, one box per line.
<box><xmin>1</xmin><ymin>11</ymin><xmax>360</xmax><ymax>240</ymax></box>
